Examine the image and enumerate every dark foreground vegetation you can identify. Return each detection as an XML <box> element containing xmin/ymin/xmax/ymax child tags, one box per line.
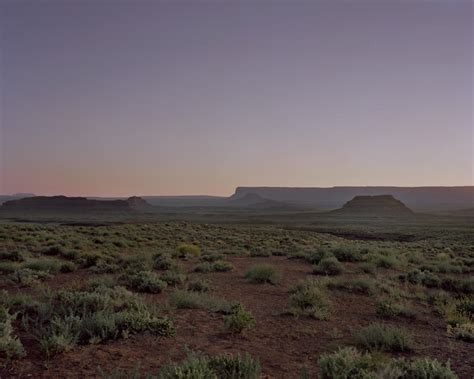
<box><xmin>0</xmin><ymin>216</ymin><xmax>473</xmax><ymax>378</ymax></box>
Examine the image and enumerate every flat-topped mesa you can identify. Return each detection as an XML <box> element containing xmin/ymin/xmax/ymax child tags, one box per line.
<box><xmin>331</xmin><ymin>194</ymin><xmax>414</xmax><ymax>216</ymax></box>
<box><xmin>0</xmin><ymin>195</ymin><xmax>151</xmax><ymax>213</ymax></box>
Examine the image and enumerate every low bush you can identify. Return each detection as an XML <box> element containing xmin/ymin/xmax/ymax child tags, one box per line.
<box><xmin>187</xmin><ymin>279</ymin><xmax>211</xmax><ymax>293</ymax></box>
<box><xmin>200</xmin><ymin>252</ymin><xmax>225</xmax><ymax>262</ymax></box>
<box><xmin>318</xmin><ymin>347</ymin><xmax>457</xmax><ymax>379</ymax></box>
<box><xmin>224</xmin><ymin>303</ymin><xmax>255</xmax><ymax>334</ymax></box>
<box><xmin>313</xmin><ymin>257</ymin><xmax>343</xmax><ymax>276</ymax></box>
<box><xmin>177</xmin><ymin>243</ymin><xmax>201</xmax><ymax>258</ymax></box>
<box><xmin>0</xmin><ymin>250</ymin><xmax>24</xmax><ymax>262</ymax></box>
<box><xmin>160</xmin><ymin>270</ymin><xmax>186</xmax><ymax>286</ymax></box>
<box><xmin>328</xmin><ymin>278</ymin><xmax>375</xmax><ymax>295</ymax></box>
<box><xmin>376</xmin><ymin>298</ymin><xmax>417</xmax><ymax>319</ymax></box>
<box><xmin>0</xmin><ymin>306</ymin><xmax>25</xmax><ymax>359</ymax></box>
<box><xmin>156</xmin><ymin>351</ymin><xmax>261</xmax><ymax>379</ymax></box>
<box><xmin>121</xmin><ymin>270</ymin><xmax>167</xmax><ymax>293</ymax></box>
<box><xmin>355</xmin><ymin>323</ymin><xmax>412</xmax><ymax>352</ymax></box>
<box><xmin>23</xmin><ymin>258</ymin><xmax>62</xmax><ymax>274</ymax></box>
<box><xmin>154</xmin><ymin>254</ymin><xmax>177</xmax><ymax>270</ymax></box>
<box><xmin>288</xmin><ymin>279</ymin><xmax>331</xmax><ymax>319</ymax></box>
<box><xmin>15</xmin><ymin>286</ymin><xmax>173</xmax><ymax>356</ymax></box>
<box><xmin>195</xmin><ymin>261</ymin><xmax>235</xmax><ymax>273</ymax></box>
<box><xmin>9</xmin><ymin>268</ymin><xmax>51</xmax><ymax>286</ymax></box>
<box><xmin>245</xmin><ymin>264</ymin><xmax>281</xmax><ymax>285</ymax></box>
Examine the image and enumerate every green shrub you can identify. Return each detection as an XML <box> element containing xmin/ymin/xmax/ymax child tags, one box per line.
<box><xmin>23</xmin><ymin>258</ymin><xmax>62</xmax><ymax>274</ymax></box>
<box><xmin>313</xmin><ymin>257</ymin><xmax>343</xmax><ymax>276</ymax></box>
<box><xmin>355</xmin><ymin>323</ymin><xmax>412</xmax><ymax>352</ymax></box>
<box><xmin>121</xmin><ymin>270</ymin><xmax>167</xmax><ymax>293</ymax></box>
<box><xmin>171</xmin><ymin>290</ymin><xmax>231</xmax><ymax>313</ymax></box>
<box><xmin>195</xmin><ymin>261</ymin><xmax>234</xmax><ymax>273</ymax></box>
<box><xmin>177</xmin><ymin>244</ymin><xmax>201</xmax><ymax>258</ymax></box>
<box><xmin>306</xmin><ymin>249</ymin><xmax>332</xmax><ymax>265</ymax></box>
<box><xmin>0</xmin><ymin>306</ymin><xmax>25</xmax><ymax>359</ymax></box>
<box><xmin>187</xmin><ymin>279</ymin><xmax>211</xmax><ymax>293</ymax></box>
<box><xmin>156</xmin><ymin>352</ymin><xmax>261</xmax><ymax>379</ymax></box>
<box><xmin>224</xmin><ymin>303</ymin><xmax>255</xmax><ymax>334</ymax></box>
<box><xmin>161</xmin><ymin>270</ymin><xmax>186</xmax><ymax>286</ymax></box>
<box><xmin>154</xmin><ymin>254</ymin><xmax>177</xmax><ymax>270</ymax></box>
<box><xmin>9</xmin><ymin>268</ymin><xmax>51</xmax><ymax>286</ymax></box>
<box><xmin>60</xmin><ymin>262</ymin><xmax>77</xmax><ymax>273</ymax></box>
<box><xmin>318</xmin><ymin>347</ymin><xmax>457</xmax><ymax>379</ymax></box>
<box><xmin>245</xmin><ymin>264</ymin><xmax>281</xmax><ymax>284</ymax></box>
<box><xmin>331</xmin><ymin>246</ymin><xmax>362</xmax><ymax>262</ymax></box>
<box><xmin>288</xmin><ymin>279</ymin><xmax>331</xmax><ymax>319</ymax></box>
<box><xmin>200</xmin><ymin>252</ymin><xmax>224</xmax><ymax>262</ymax></box>
<box><xmin>249</xmin><ymin>250</ymin><xmax>271</xmax><ymax>257</ymax></box>
<box><xmin>376</xmin><ymin>298</ymin><xmax>416</xmax><ymax>319</ymax></box>
<box><xmin>21</xmin><ymin>286</ymin><xmax>173</xmax><ymax>356</ymax></box>
<box><xmin>0</xmin><ymin>250</ymin><xmax>24</xmax><ymax>262</ymax></box>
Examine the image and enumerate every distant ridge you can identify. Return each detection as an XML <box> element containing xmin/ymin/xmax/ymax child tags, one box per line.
<box><xmin>329</xmin><ymin>195</ymin><xmax>413</xmax><ymax>217</ymax></box>
<box><xmin>0</xmin><ymin>196</ymin><xmax>151</xmax><ymax>213</ymax></box>
<box><xmin>231</xmin><ymin>186</ymin><xmax>474</xmax><ymax>211</ymax></box>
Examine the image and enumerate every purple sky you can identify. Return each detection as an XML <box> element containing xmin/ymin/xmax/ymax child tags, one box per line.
<box><xmin>1</xmin><ymin>0</ymin><xmax>472</xmax><ymax>196</ymax></box>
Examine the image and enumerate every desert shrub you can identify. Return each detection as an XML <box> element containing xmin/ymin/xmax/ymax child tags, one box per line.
<box><xmin>156</xmin><ymin>352</ymin><xmax>260</xmax><ymax>379</ymax></box>
<box><xmin>76</xmin><ymin>253</ymin><xmax>102</xmax><ymax>268</ymax></box>
<box><xmin>20</xmin><ymin>286</ymin><xmax>173</xmax><ymax>356</ymax></box>
<box><xmin>376</xmin><ymin>298</ymin><xmax>416</xmax><ymax>319</ymax></box>
<box><xmin>245</xmin><ymin>264</ymin><xmax>281</xmax><ymax>284</ymax></box>
<box><xmin>440</xmin><ymin>297</ymin><xmax>474</xmax><ymax>343</ymax></box>
<box><xmin>41</xmin><ymin>245</ymin><xmax>65</xmax><ymax>256</ymax></box>
<box><xmin>359</xmin><ymin>262</ymin><xmax>376</xmax><ymax>274</ymax></box>
<box><xmin>9</xmin><ymin>268</ymin><xmax>51</xmax><ymax>286</ymax></box>
<box><xmin>224</xmin><ymin>303</ymin><xmax>255</xmax><ymax>334</ymax></box>
<box><xmin>161</xmin><ymin>270</ymin><xmax>186</xmax><ymax>286</ymax></box>
<box><xmin>0</xmin><ymin>250</ymin><xmax>24</xmax><ymax>262</ymax></box>
<box><xmin>306</xmin><ymin>248</ymin><xmax>332</xmax><ymax>265</ymax></box>
<box><xmin>91</xmin><ymin>260</ymin><xmax>121</xmax><ymax>274</ymax></box>
<box><xmin>355</xmin><ymin>323</ymin><xmax>412</xmax><ymax>352</ymax></box>
<box><xmin>154</xmin><ymin>253</ymin><xmax>177</xmax><ymax>270</ymax></box>
<box><xmin>118</xmin><ymin>255</ymin><xmax>152</xmax><ymax>272</ymax></box>
<box><xmin>370</xmin><ymin>254</ymin><xmax>398</xmax><ymax>269</ymax></box>
<box><xmin>0</xmin><ymin>306</ymin><xmax>25</xmax><ymax>359</ymax></box>
<box><xmin>249</xmin><ymin>250</ymin><xmax>271</xmax><ymax>257</ymax></box>
<box><xmin>195</xmin><ymin>261</ymin><xmax>234</xmax><ymax>273</ymax></box>
<box><xmin>200</xmin><ymin>252</ymin><xmax>224</xmax><ymax>262</ymax></box>
<box><xmin>177</xmin><ymin>243</ymin><xmax>201</xmax><ymax>258</ymax></box>
<box><xmin>288</xmin><ymin>279</ymin><xmax>331</xmax><ymax>319</ymax></box>
<box><xmin>171</xmin><ymin>290</ymin><xmax>232</xmax><ymax>313</ymax></box>
<box><xmin>313</xmin><ymin>257</ymin><xmax>343</xmax><ymax>276</ymax></box>
<box><xmin>328</xmin><ymin>278</ymin><xmax>376</xmax><ymax>295</ymax></box>
<box><xmin>288</xmin><ymin>251</ymin><xmax>309</xmax><ymax>260</ymax></box>
<box><xmin>331</xmin><ymin>246</ymin><xmax>362</xmax><ymax>262</ymax></box>
<box><xmin>121</xmin><ymin>270</ymin><xmax>167</xmax><ymax>293</ymax></box>
<box><xmin>318</xmin><ymin>347</ymin><xmax>457</xmax><ymax>379</ymax></box>
<box><xmin>271</xmin><ymin>250</ymin><xmax>287</xmax><ymax>256</ymax></box>
<box><xmin>0</xmin><ymin>262</ymin><xmax>18</xmax><ymax>273</ymax></box>
<box><xmin>59</xmin><ymin>262</ymin><xmax>77</xmax><ymax>273</ymax></box>
<box><xmin>187</xmin><ymin>279</ymin><xmax>211</xmax><ymax>293</ymax></box>
<box><xmin>23</xmin><ymin>258</ymin><xmax>62</xmax><ymax>274</ymax></box>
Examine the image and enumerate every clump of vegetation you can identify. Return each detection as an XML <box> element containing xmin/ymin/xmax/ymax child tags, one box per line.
<box><xmin>13</xmin><ymin>286</ymin><xmax>173</xmax><ymax>356</ymax></box>
<box><xmin>318</xmin><ymin>347</ymin><xmax>457</xmax><ymax>379</ymax></box>
<box><xmin>187</xmin><ymin>278</ymin><xmax>211</xmax><ymax>293</ymax></box>
<box><xmin>313</xmin><ymin>257</ymin><xmax>344</xmax><ymax>276</ymax></box>
<box><xmin>245</xmin><ymin>264</ymin><xmax>281</xmax><ymax>284</ymax></box>
<box><xmin>200</xmin><ymin>252</ymin><xmax>225</xmax><ymax>262</ymax></box>
<box><xmin>23</xmin><ymin>258</ymin><xmax>62</xmax><ymax>274</ymax></box>
<box><xmin>439</xmin><ymin>297</ymin><xmax>474</xmax><ymax>342</ymax></box>
<box><xmin>154</xmin><ymin>253</ymin><xmax>177</xmax><ymax>270</ymax></box>
<box><xmin>156</xmin><ymin>351</ymin><xmax>261</xmax><ymax>379</ymax></box>
<box><xmin>249</xmin><ymin>250</ymin><xmax>271</xmax><ymax>257</ymax></box>
<box><xmin>171</xmin><ymin>290</ymin><xmax>232</xmax><ymax>313</ymax></box>
<box><xmin>0</xmin><ymin>250</ymin><xmax>24</xmax><ymax>262</ymax></box>
<box><xmin>160</xmin><ymin>269</ymin><xmax>186</xmax><ymax>286</ymax></box>
<box><xmin>9</xmin><ymin>268</ymin><xmax>51</xmax><ymax>286</ymax></box>
<box><xmin>376</xmin><ymin>298</ymin><xmax>416</xmax><ymax>319</ymax></box>
<box><xmin>177</xmin><ymin>243</ymin><xmax>201</xmax><ymax>258</ymax></box>
<box><xmin>224</xmin><ymin>303</ymin><xmax>255</xmax><ymax>334</ymax></box>
<box><xmin>120</xmin><ymin>270</ymin><xmax>167</xmax><ymax>293</ymax></box>
<box><xmin>354</xmin><ymin>323</ymin><xmax>412</xmax><ymax>352</ymax></box>
<box><xmin>0</xmin><ymin>306</ymin><xmax>25</xmax><ymax>359</ymax></box>
<box><xmin>195</xmin><ymin>260</ymin><xmax>235</xmax><ymax>273</ymax></box>
<box><xmin>287</xmin><ymin>279</ymin><xmax>331</xmax><ymax>319</ymax></box>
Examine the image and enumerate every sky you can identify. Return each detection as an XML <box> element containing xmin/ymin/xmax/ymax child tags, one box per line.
<box><xmin>0</xmin><ymin>0</ymin><xmax>472</xmax><ymax>197</ymax></box>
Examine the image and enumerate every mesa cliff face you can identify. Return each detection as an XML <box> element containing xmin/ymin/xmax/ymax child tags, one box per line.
<box><xmin>0</xmin><ymin>196</ymin><xmax>151</xmax><ymax>213</ymax></box>
<box><xmin>330</xmin><ymin>195</ymin><xmax>413</xmax><ymax>217</ymax></box>
<box><xmin>231</xmin><ymin>186</ymin><xmax>474</xmax><ymax>211</ymax></box>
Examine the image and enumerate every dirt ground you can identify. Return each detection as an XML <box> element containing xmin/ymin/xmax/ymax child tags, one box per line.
<box><xmin>1</xmin><ymin>255</ymin><xmax>473</xmax><ymax>379</ymax></box>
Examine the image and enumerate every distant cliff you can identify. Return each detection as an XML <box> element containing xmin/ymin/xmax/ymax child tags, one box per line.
<box><xmin>0</xmin><ymin>196</ymin><xmax>151</xmax><ymax>213</ymax></box>
<box><xmin>231</xmin><ymin>186</ymin><xmax>474</xmax><ymax>211</ymax></box>
<box><xmin>330</xmin><ymin>195</ymin><xmax>413</xmax><ymax>217</ymax></box>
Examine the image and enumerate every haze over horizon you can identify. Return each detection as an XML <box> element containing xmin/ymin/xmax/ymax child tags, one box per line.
<box><xmin>1</xmin><ymin>1</ymin><xmax>472</xmax><ymax>197</ymax></box>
